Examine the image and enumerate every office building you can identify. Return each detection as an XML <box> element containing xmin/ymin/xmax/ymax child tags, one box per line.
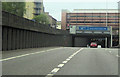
<box><xmin>61</xmin><ymin>9</ymin><xmax>119</xmax><ymax>35</ymax></box>
<box><xmin>24</xmin><ymin>1</ymin><xmax>44</xmax><ymax>19</ymax></box>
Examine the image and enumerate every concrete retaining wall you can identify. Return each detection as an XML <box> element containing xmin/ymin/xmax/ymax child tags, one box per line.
<box><xmin>2</xmin><ymin>11</ymin><xmax>72</xmax><ymax>51</ymax></box>
<box><xmin>74</xmin><ymin>37</ymin><xmax>90</xmax><ymax>47</ymax></box>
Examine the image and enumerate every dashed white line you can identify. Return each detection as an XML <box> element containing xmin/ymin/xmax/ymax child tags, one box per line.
<box><xmin>66</xmin><ymin>58</ymin><xmax>70</xmax><ymax>61</ymax></box>
<box><xmin>46</xmin><ymin>48</ymin><xmax>84</xmax><ymax>77</ymax></box>
<box><xmin>62</xmin><ymin>61</ymin><xmax>68</xmax><ymax>64</ymax></box>
<box><xmin>116</xmin><ymin>55</ymin><xmax>120</xmax><ymax>57</ymax></box>
<box><xmin>68</xmin><ymin>56</ymin><xmax>73</xmax><ymax>59</ymax></box>
<box><xmin>51</xmin><ymin>68</ymin><xmax>60</xmax><ymax>73</ymax></box>
<box><xmin>46</xmin><ymin>74</ymin><xmax>54</xmax><ymax>77</ymax></box>
<box><xmin>109</xmin><ymin>51</ymin><xmax>112</xmax><ymax>53</ymax></box>
<box><xmin>58</xmin><ymin>64</ymin><xmax>64</xmax><ymax>68</ymax></box>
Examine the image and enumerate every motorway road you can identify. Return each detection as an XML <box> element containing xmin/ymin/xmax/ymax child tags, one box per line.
<box><xmin>1</xmin><ymin>47</ymin><xmax>119</xmax><ymax>76</ymax></box>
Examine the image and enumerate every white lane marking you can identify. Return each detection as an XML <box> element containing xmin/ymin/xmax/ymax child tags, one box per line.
<box><xmin>46</xmin><ymin>48</ymin><xmax>84</xmax><ymax>77</ymax></box>
<box><xmin>46</xmin><ymin>74</ymin><xmax>54</xmax><ymax>76</ymax></box>
<box><xmin>68</xmin><ymin>56</ymin><xmax>73</xmax><ymax>59</ymax></box>
<box><xmin>66</xmin><ymin>58</ymin><xmax>70</xmax><ymax>61</ymax></box>
<box><xmin>51</xmin><ymin>68</ymin><xmax>60</xmax><ymax>73</ymax></box>
<box><xmin>109</xmin><ymin>51</ymin><xmax>112</xmax><ymax>53</ymax></box>
<box><xmin>70</xmin><ymin>55</ymin><xmax>75</xmax><ymax>57</ymax></box>
<box><xmin>0</xmin><ymin>47</ymin><xmax>62</xmax><ymax>62</ymax></box>
<box><xmin>62</xmin><ymin>61</ymin><xmax>68</xmax><ymax>63</ymax></box>
<box><xmin>58</xmin><ymin>64</ymin><xmax>64</xmax><ymax>68</ymax></box>
<box><xmin>116</xmin><ymin>55</ymin><xmax>120</xmax><ymax>57</ymax></box>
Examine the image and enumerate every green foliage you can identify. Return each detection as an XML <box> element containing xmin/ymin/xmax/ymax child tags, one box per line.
<box><xmin>33</xmin><ymin>13</ymin><xmax>50</xmax><ymax>25</ymax></box>
<box><xmin>2</xmin><ymin>2</ymin><xmax>26</xmax><ymax>17</ymax></box>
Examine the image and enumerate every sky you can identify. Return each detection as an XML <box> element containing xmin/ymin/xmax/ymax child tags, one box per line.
<box><xmin>43</xmin><ymin>0</ymin><xmax>120</xmax><ymax>21</ymax></box>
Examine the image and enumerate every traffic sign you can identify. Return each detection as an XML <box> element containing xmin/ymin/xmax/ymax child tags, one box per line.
<box><xmin>79</xmin><ymin>26</ymin><xmax>108</xmax><ymax>31</ymax></box>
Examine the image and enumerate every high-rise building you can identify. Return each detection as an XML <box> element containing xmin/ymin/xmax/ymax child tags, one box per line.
<box><xmin>24</xmin><ymin>0</ymin><xmax>44</xmax><ymax>19</ymax></box>
<box><xmin>61</xmin><ymin>9</ymin><xmax>119</xmax><ymax>35</ymax></box>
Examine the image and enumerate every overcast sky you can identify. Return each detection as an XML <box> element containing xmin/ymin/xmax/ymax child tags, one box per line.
<box><xmin>43</xmin><ymin>0</ymin><xmax>120</xmax><ymax>21</ymax></box>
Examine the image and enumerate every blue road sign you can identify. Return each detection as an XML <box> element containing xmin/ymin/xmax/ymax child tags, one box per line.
<box><xmin>79</xmin><ymin>26</ymin><xmax>108</xmax><ymax>31</ymax></box>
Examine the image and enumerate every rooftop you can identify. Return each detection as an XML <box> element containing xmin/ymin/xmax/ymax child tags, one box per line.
<box><xmin>71</xmin><ymin>9</ymin><xmax>118</xmax><ymax>13</ymax></box>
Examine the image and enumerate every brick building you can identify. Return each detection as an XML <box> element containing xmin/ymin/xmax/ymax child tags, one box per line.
<box><xmin>61</xmin><ymin>9</ymin><xmax>119</xmax><ymax>35</ymax></box>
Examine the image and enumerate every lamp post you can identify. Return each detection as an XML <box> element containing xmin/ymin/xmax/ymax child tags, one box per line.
<box><xmin>105</xmin><ymin>0</ymin><xmax>108</xmax><ymax>48</ymax></box>
<box><xmin>111</xmin><ymin>26</ymin><xmax>112</xmax><ymax>47</ymax></box>
<box><xmin>118</xmin><ymin>1</ymin><xmax>120</xmax><ymax>46</ymax></box>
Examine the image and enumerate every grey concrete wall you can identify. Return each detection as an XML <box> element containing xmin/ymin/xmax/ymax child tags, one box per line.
<box><xmin>0</xmin><ymin>2</ymin><xmax>2</xmax><ymax>77</ymax></box>
<box><xmin>2</xmin><ymin>26</ymin><xmax>72</xmax><ymax>51</ymax></box>
<box><xmin>2</xmin><ymin>11</ymin><xmax>72</xmax><ymax>51</ymax></box>
<box><xmin>74</xmin><ymin>37</ymin><xmax>90</xmax><ymax>47</ymax></box>
<box><xmin>2</xmin><ymin>27</ymin><xmax>72</xmax><ymax>51</ymax></box>
<box><xmin>0</xmin><ymin>2</ymin><xmax>2</xmax><ymax>51</ymax></box>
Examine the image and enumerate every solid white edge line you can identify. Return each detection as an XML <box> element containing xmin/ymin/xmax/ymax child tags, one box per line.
<box><xmin>1</xmin><ymin>47</ymin><xmax>62</xmax><ymax>62</ymax></box>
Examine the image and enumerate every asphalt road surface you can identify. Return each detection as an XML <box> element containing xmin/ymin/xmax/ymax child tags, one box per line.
<box><xmin>1</xmin><ymin>47</ymin><xmax>119</xmax><ymax>77</ymax></box>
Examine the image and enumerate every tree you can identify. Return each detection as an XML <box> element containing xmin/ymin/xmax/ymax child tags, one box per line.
<box><xmin>2</xmin><ymin>2</ymin><xmax>26</xmax><ymax>17</ymax></box>
<box><xmin>33</xmin><ymin>13</ymin><xmax>50</xmax><ymax>25</ymax></box>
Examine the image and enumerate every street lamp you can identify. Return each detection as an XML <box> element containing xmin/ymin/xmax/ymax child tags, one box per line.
<box><xmin>105</xmin><ymin>0</ymin><xmax>108</xmax><ymax>48</ymax></box>
<box><xmin>118</xmin><ymin>1</ymin><xmax>120</xmax><ymax>46</ymax></box>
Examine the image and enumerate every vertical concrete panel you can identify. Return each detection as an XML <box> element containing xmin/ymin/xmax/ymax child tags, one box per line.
<box><xmin>24</xmin><ymin>30</ymin><xmax>27</xmax><ymax>48</ymax></box>
<box><xmin>22</xmin><ymin>30</ymin><xmax>25</xmax><ymax>49</ymax></box>
<box><xmin>16</xmin><ymin>29</ymin><xmax>20</xmax><ymax>49</ymax></box>
<box><xmin>38</xmin><ymin>32</ymin><xmax>40</xmax><ymax>47</ymax></box>
<box><xmin>27</xmin><ymin>31</ymin><xmax>29</xmax><ymax>48</ymax></box>
<box><xmin>26</xmin><ymin>31</ymin><xmax>28</xmax><ymax>48</ymax></box>
<box><xmin>19</xmin><ymin>30</ymin><xmax>22</xmax><ymax>49</ymax></box>
<box><xmin>32</xmin><ymin>32</ymin><xmax>34</xmax><ymax>48</ymax></box>
<box><xmin>0</xmin><ymin>26</ymin><xmax>2</xmax><ymax>51</ymax></box>
<box><xmin>74</xmin><ymin>37</ymin><xmax>89</xmax><ymax>47</ymax></box>
<box><xmin>12</xmin><ymin>28</ymin><xmax>16</xmax><ymax>50</ymax></box>
<box><xmin>7</xmin><ymin>27</ymin><xmax>12</xmax><ymax>50</ymax></box>
<box><xmin>2</xmin><ymin>27</ymin><xmax>8</xmax><ymax>51</ymax></box>
<box><xmin>39</xmin><ymin>32</ymin><xmax>42</xmax><ymax>47</ymax></box>
<box><xmin>35</xmin><ymin>32</ymin><xmax>38</xmax><ymax>48</ymax></box>
<box><xmin>34</xmin><ymin>32</ymin><xmax>35</xmax><ymax>48</ymax></box>
<box><xmin>33</xmin><ymin>32</ymin><xmax>35</xmax><ymax>48</ymax></box>
<box><xmin>31</xmin><ymin>31</ymin><xmax>33</xmax><ymax>48</ymax></box>
<box><xmin>27</xmin><ymin>31</ymin><xmax>30</xmax><ymax>48</ymax></box>
<box><xmin>37</xmin><ymin>32</ymin><xmax>39</xmax><ymax>47</ymax></box>
<box><xmin>36</xmin><ymin>32</ymin><xmax>38</xmax><ymax>48</ymax></box>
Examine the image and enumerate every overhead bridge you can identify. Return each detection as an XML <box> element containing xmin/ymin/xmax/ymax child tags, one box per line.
<box><xmin>70</xmin><ymin>26</ymin><xmax>112</xmax><ymax>48</ymax></box>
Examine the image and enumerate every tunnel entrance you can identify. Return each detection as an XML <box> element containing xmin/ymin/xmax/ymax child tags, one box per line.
<box><xmin>90</xmin><ymin>38</ymin><xmax>105</xmax><ymax>48</ymax></box>
<box><xmin>72</xmin><ymin>34</ymin><xmax>111</xmax><ymax>48</ymax></box>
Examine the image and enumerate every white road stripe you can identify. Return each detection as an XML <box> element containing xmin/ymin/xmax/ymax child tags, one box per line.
<box><xmin>46</xmin><ymin>48</ymin><xmax>84</xmax><ymax>77</ymax></box>
<box><xmin>46</xmin><ymin>74</ymin><xmax>54</xmax><ymax>77</ymax></box>
<box><xmin>68</xmin><ymin>56</ymin><xmax>73</xmax><ymax>59</ymax></box>
<box><xmin>62</xmin><ymin>61</ymin><xmax>68</xmax><ymax>63</ymax></box>
<box><xmin>51</xmin><ymin>68</ymin><xmax>60</xmax><ymax>73</ymax></box>
<box><xmin>0</xmin><ymin>48</ymin><xmax>62</xmax><ymax>62</ymax></box>
<box><xmin>109</xmin><ymin>51</ymin><xmax>112</xmax><ymax>53</ymax></box>
<box><xmin>70</xmin><ymin>55</ymin><xmax>75</xmax><ymax>57</ymax></box>
<box><xmin>116</xmin><ymin>55</ymin><xmax>120</xmax><ymax>57</ymax></box>
<box><xmin>58</xmin><ymin>64</ymin><xmax>64</xmax><ymax>68</ymax></box>
<box><xmin>66</xmin><ymin>58</ymin><xmax>70</xmax><ymax>61</ymax></box>
<box><xmin>47</xmin><ymin>74</ymin><xmax>54</xmax><ymax>76</ymax></box>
